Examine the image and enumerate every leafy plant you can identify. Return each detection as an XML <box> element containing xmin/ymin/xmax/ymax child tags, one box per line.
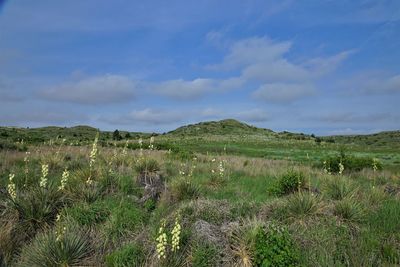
<box><xmin>254</xmin><ymin>223</ymin><xmax>300</xmax><ymax>267</ymax></box>
<box><xmin>170</xmin><ymin>178</ymin><xmax>200</xmax><ymax>202</ymax></box>
<box><xmin>135</xmin><ymin>158</ymin><xmax>160</xmax><ymax>174</ymax></box>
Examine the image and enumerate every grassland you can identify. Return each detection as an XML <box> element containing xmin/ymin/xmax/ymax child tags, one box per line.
<box><xmin>0</xmin><ymin>119</ymin><xmax>399</xmax><ymax>266</ymax></box>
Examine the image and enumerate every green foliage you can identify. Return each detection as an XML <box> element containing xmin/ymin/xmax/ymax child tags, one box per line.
<box><xmin>368</xmin><ymin>199</ymin><xmax>400</xmax><ymax>233</ymax></box>
<box><xmin>105</xmin><ymin>243</ymin><xmax>145</xmax><ymax>267</ymax></box>
<box><xmin>254</xmin><ymin>223</ymin><xmax>300</xmax><ymax>267</ymax></box>
<box><xmin>18</xmin><ymin>228</ymin><xmax>92</xmax><ymax>267</ymax></box>
<box><xmin>191</xmin><ymin>241</ymin><xmax>219</xmax><ymax>267</ymax></box>
<box><xmin>269</xmin><ymin>170</ymin><xmax>305</xmax><ymax>196</ymax></box>
<box><xmin>64</xmin><ymin>201</ymin><xmax>110</xmax><ymax>226</ymax></box>
<box><xmin>102</xmin><ymin>198</ymin><xmax>145</xmax><ymax>244</ymax></box>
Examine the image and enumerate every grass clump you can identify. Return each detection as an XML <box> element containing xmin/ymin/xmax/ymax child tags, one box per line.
<box><xmin>191</xmin><ymin>241</ymin><xmax>219</xmax><ymax>267</ymax></box>
<box><xmin>105</xmin><ymin>243</ymin><xmax>145</xmax><ymax>267</ymax></box>
<box><xmin>134</xmin><ymin>158</ymin><xmax>160</xmax><ymax>174</ymax></box>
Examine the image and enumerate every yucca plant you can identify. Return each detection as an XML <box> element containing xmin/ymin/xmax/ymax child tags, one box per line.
<box><xmin>18</xmin><ymin>228</ymin><xmax>92</xmax><ymax>267</ymax></box>
<box><xmin>324</xmin><ymin>176</ymin><xmax>356</xmax><ymax>200</ymax></box>
<box><xmin>170</xmin><ymin>178</ymin><xmax>200</xmax><ymax>202</ymax></box>
<box><xmin>334</xmin><ymin>197</ymin><xmax>365</xmax><ymax>223</ymax></box>
<box><xmin>286</xmin><ymin>191</ymin><xmax>321</xmax><ymax>218</ymax></box>
<box><xmin>7</xmin><ymin>185</ymin><xmax>66</xmax><ymax>237</ymax></box>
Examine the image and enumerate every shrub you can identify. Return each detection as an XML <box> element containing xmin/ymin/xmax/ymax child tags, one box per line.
<box><xmin>105</xmin><ymin>243</ymin><xmax>145</xmax><ymax>267</ymax></box>
<box><xmin>18</xmin><ymin>228</ymin><xmax>92</xmax><ymax>267</ymax></box>
<box><xmin>270</xmin><ymin>170</ymin><xmax>305</xmax><ymax>196</ymax></box>
<box><xmin>322</xmin><ymin>151</ymin><xmax>382</xmax><ymax>174</ymax></box>
<box><xmin>323</xmin><ymin>176</ymin><xmax>356</xmax><ymax>200</ymax></box>
<box><xmin>334</xmin><ymin>198</ymin><xmax>365</xmax><ymax>223</ymax></box>
<box><xmin>254</xmin><ymin>223</ymin><xmax>299</xmax><ymax>267</ymax></box>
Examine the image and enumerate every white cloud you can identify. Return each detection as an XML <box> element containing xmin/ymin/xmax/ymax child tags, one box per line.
<box><xmin>39</xmin><ymin>74</ymin><xmax>136</xmax><ymax>104</ymax></box>
<box><xmin>235</xmin><ymin>108</ymin><xmax>269</xmax><ymax>122</ymax></box>
<box><xmin>252</xmin><ymin>83</ymin><xmax>315</xmax><ymax>103</ymax></box>
<box><xmin>151</xmin><ymin>77</ymin><xmax>244</xmax><ymax>100</ymax></box>
<box><xmin>102</xmin><ymin>108</ymin><xmax>185</xmax><ymax>125</ymax></box>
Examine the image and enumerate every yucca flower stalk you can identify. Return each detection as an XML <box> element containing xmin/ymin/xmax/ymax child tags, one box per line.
<box><xmin>156</xmin><ymin>219</ymin><xmax>168</xmax><ymax>259</ymax></box>
<box><xmin>23</xmin><ymin>151</ymin><xmax>30</xmax><ymax>187</ymax></box>
<box><xmin>87</xmin><ymin>133</ymin><xmax>99</xmax><ymax>185</ymax></box>
<box><xmin>7</xmin><ymin>173</ymin><xmax>17</xmax><ymax>200</ymax></box>
<box><xmin>40</xmin><ymin>164</ymin><xmax>49</xmax><ymax>188</ymax></box>
<box><xmin>149</xmin><ymin>136</ymin><xmax>155</xmax><ymax>150</ymax></box>
<box><xmin>138</xmin><ymin>138</ymin><xmax>143</xmax><ymax>157</ymax></box>
<box><xmin>338</xmin><ymin>162</ymin><xmax>344</xmax><ymax>175</ymax></box>
<box><xmin>58</xmin><ymin>168</ymin><xmax>69</xmax><ymax>190</ymax></box>
<box><xmin>171</xmin><ymin>214</ymin><xmax>181</xmax><ymax>252</ymax></box>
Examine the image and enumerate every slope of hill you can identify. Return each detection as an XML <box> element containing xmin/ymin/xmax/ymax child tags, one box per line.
<box><xmin>323</xmin><ymin>131</ymin><xmax>400</xmax><ymax>149</ymax></box>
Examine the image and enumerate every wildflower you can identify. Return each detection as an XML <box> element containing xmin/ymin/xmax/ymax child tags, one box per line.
<box><xmin>338</xmin><ymin>162</ymin><xmax>344</xmax><ymax>175</ymax></box>
<box><xmin>58</xmin><ymin>168</ymin><xmax>69</xmax><ymax>190</ymax></box>
<box><xmin>138</xmin><ymin>138</ymin><xmax>143</xmax><ymax>157</ymax></box>
<box><xmin>156</xmin><ymin>220</ymin><xmax>168</xmax><ymax>259</ymax></box>
<box><xmin>7</xmin><ymin>173</ymin><xmax>16</xmax><ymax>200</ymax></box>
<box><xmin>40</xmin><ymin>164</ymin><xmax>49</xmax><ymax>188</ymax></box>
<box><xmin>171</xmin><ymin>215</ymin><xmax>181</xmax><ymax>252</ymax></box>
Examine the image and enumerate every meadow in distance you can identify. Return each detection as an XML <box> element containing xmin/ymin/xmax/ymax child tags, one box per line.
<box><xmin>0</xmin><ymin>119</ymin><xmax>399</xmax><ymax>266</ymax></box>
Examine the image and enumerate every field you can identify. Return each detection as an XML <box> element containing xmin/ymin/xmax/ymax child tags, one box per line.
<box><xmin>1</xmin><ymin>120</ymin><xmax>399</xmax><ymax>266</ymax></box>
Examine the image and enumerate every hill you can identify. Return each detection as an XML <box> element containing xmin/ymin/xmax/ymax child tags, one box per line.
<box><xmin>167</xmin><ymin>119</ymin><xmax>274</xmax><ymax>136</ymax></box>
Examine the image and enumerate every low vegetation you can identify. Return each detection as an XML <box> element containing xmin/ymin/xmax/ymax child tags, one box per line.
<box><xmin>0</xmin><ymin>119</ymin><xmax>399</xmax><ymax>266</ymax></box>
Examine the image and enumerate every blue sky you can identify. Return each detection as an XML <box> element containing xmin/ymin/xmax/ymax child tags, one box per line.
<box><xmin>0</xmin><ymin>0</ymin><xmax>399</xmax><ymax>135</ymax></box>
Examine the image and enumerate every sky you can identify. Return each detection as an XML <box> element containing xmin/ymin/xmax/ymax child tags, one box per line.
<box><xmin>0</xmin><ymin>0</ymin><xmax>399</xmax><ymax>135</ymax></box>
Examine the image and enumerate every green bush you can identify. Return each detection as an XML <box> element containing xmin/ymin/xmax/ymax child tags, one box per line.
<box><xmin>18</xmin><ymin>228</ymin><xmax>92</xmax><ymax>267</ymax></box>
<box><xmin>105</xmin><ymin>243</ymin><xmax>145</xmax><ymax>267</ymax></box>
<box><xmin>269</xmin><ymin>170</ymin><xmax>305</xmax><ymax>196</ymax></box>
<box><xmin>322</xmin><ymin>151</ymin><xmax>382</xmax><ymax>173</ymax></box>
<box><xmin>254</xmin><ymin>223</ymin><xmax>299</xmax><ymax>267</ymax></box>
